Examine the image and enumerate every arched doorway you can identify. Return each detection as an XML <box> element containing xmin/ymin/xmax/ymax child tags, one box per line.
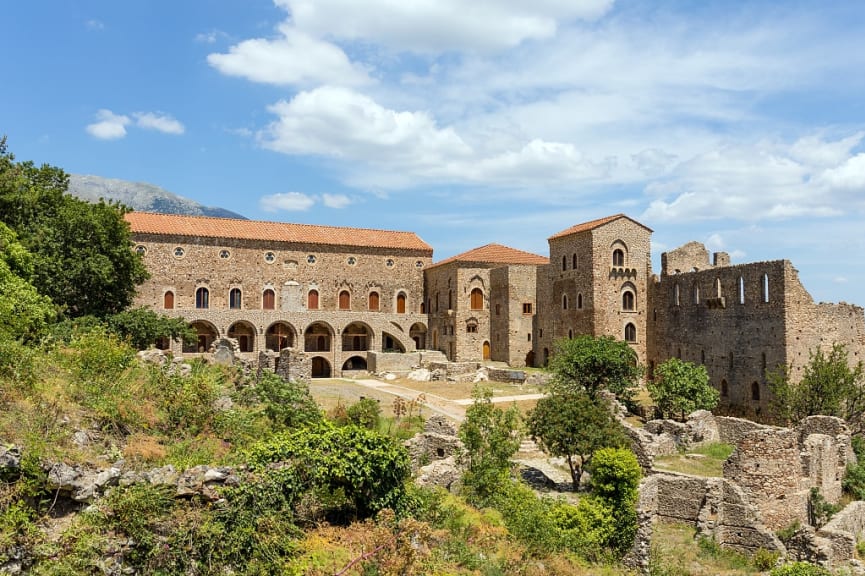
<box><xmin>409</xmin><ymin>323</ymin><xmax>427</xmax><ymax>350</ymax></box>
<box><xmin>525</xmin><ymin>350</ymin><xmax>535</xmax><ymax>367</ymax></box>
<box><xmin>305</xmin><ymin>322</ymin><xmax>333</xmax><ymax>352</ymax></box>
<box><xmin>341</xmin><ymin>322</ymin><xmax>373</xmax><ymax>352</ymax></box>
<box><xmin>482</xmin><ymin>341</ymin><xmax>491</xmax><ymax>360</ymax></box>
<box><xmin>312</xmin><ymin>357</ymin><xmax>332</xmax><ymax>378</ymax></box>
<box><xmin>342</xmin><ymin>356</ymin><xmax>368</xmax><ymax>371</ymax></box>
<box><xmin>184</xmin><ymin>321</ymin><xmax>219</xmax><ymax>353</ymax></box>
<box><xmin>227</xmin><ymin>321</ymin><xmax>256</xmax><ymax>352</ymax></box>
<box><xmin>265</xmin><ymin>322</ymin><xmax>296</xmax><ymax>352</ymax></box>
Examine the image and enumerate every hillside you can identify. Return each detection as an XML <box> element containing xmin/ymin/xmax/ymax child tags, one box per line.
<box><xmin>67</xmin><ymin>174</ymin><xmax>246</xmax><ymax>219</ymax></box>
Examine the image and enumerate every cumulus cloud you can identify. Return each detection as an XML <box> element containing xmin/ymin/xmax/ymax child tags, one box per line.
<box><xmin>260</xmin><ymin>192</ymin><xmax>316</xmax><ymax>212</ymax></box>
<box><xmin>134</xmin><ymin>112</ymin><xmax>185</xmax><ymax>135</ymax></box>
<box><xmin>207</xmin><ymin>25</ymin><xmax>371</xmax><ymax>87</ymax></box>
<box><xmin>322</xmin><ymin>193</ymin><xmax>351</xmax><ymax>208</ymax></box>
<box><xmin>820</xmin><ymin>153</ymin><xmax>865</xmax><ymax>190</ymax></box>
<box><xmin>86</xmin><ymin>109</ymin><xmax>130</xmax><ymax>140</ymax></box>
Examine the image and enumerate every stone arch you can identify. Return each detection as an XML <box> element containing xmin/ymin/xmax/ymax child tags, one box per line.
<box><xmin>311</xmin><ymin>356</ymin><xmax>331</xmax><ymax>378</ymax></box>
<box><xmin>229</xmin><ymin>287</ymin><xmax>243</xmax><ymax>309</ymax></box>
<box><xmin>368</xmin><ymin>290</ymin><xmax>380</xmax><ymax>311</ymax></box>
<box><xmin>184</xmin><ymin>320</ymin><xmax>219</xmax><ymax>353</ymax></box>
<box><xmin>624</xmin><ymin>322</ymin><xmax>637</xmax><ymax>342</ymax></box>
<box><xmin>195</xmin><ymin>286</ymin><xmax>210</xmax><ymax>309</ymax></box>
<box><xmin>382</xmin><ymin>332</ymin><xmax>406</xmax><ymax>353</ymax></box>
<box><xmin>342</xmin><ymin>355</ymin><xmax>367</xmax><ymax>371</ymax></box>
<box><xmin>227</xmin><ymin>320</ymin><xmax>256</xmax><ymax>352</ymax></box>
<box><xmin>482</xmin><ymin>341</ymin><xmax>491</xmax><ymax>360</ymax></box>
<box><xmin>342</xmin><ymin>321</ymin><xmax>373</xmax><ymax>352</ymax></box>
<box><xmin>621</xmin><ymin>281</ymin><xmax>637</xmax><ymax>311</ymax></box>
<box><xmin>338</xmin><ymin>289</ymin><xmax>351</xmax><ymax>310</ymax></box>
<box><xmin>562</xmin><ymin>293</ymin><xmax>569</xmax><ymax>310</ymax></box>
<box><xmin>304</xmin><ymin>322</ymin><xmax>334</xmax><ymax>352</ymax></box>
<box><xmin>396</xmin><ymin>291</ymin><xmax>407</xmax><ymax>314</ymax></box>
<box><xmin>577</xmin><ymin>293</ymin><xmax>583</xmax><ymax>309</ymax></box>
<box><xmin>163</xmin><ymin>290</ymin><xmax>175</xmax><ymax>310</ymax></box>
<box><xmin>307</xmin><ymin>288</ymin><xmax>320</xmax><ymax>310</ymax></box>
<box><xmin>525</xmin><ymin>350</ymin><xmax>535</xmax><ymax>367</ymax></box>
<box><xmin>262</xmin><ymin>288</ymin><xmax>276</xmax><ymax>310</ymax></box>
<box><xmin>265</xmin><ymin>321</ymin><xmax>296</xmax><ymax>352</ymax></box>
<box><xmin>410</xmin><ymin>322</ymin><xmax>427</xmax><ymax>349</ymax></box>
<box><xmin>611</xmin><ymin>239</ymin><xmax>628</xmax><ymax>266</ymax></box>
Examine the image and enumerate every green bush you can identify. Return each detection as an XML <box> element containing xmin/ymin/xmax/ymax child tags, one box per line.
<box><xmin>588</xmin><ymin>447</ymin><xmax>642</xmax><ymax>554</ymax></box>
<box><xmin>346</xmin><ymin>397</ymin><xmax>382</xmax><ymax>430</ymax></box>
<box><xmin>753</xmin><ymin>547</ymin><xmax>781</xmax><ymax>571</ymax></box>
<box><xmin>769</xmin><ymin>561</ymin><xmax>832</xmax><ymax>576</ymax></box>
<box><xmin>246</xmin><ymin>422</ymin><xmax>411</xmax><ymax>521</ymax></box>
<box><xmin>255</xmin><ymin>371</ymin><xmax>322</xmax><ymax>430</ymax></box>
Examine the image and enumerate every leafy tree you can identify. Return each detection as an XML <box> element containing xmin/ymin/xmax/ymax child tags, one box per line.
<box><xmin>648</xmin><ymin>357</ymin><xmax>719</xmax><ymax>420</ymax></box>
<box><xmin>104</xmin><ymin>307</ymin><xmax>196</xmax><ymax>350</ymax></box>
<box><xmin>346</xmin><ymin>397</ymin><xmax>382</xmax><ymax>430</ymax></box>
<box><xmin>0</xmin><ymin>222</ymin><xmax>54</xmax><ymax>340</ymax></box>
<box><xmin>458</xmin><ymin>386</ymin><xmax>522</xmax><ymax>505</ymax></box>
<box><xmin>548</xmin><ymin>335</ymin><xmax>642</xmax><ymax>401</ymax></box>
<box><xmin>768</xmin><ymin>344</ymin><xmax>865</xmax><ymax>433</ymax></box>
<box><xmin>0</xmin><ymin>137</ymin><xmax>148</xmax><ymax>318</ymax></box>
<box><xmin>527</xmin><ymin>390</ymin><xmax>627</xmax><ymax>490</ymax></box>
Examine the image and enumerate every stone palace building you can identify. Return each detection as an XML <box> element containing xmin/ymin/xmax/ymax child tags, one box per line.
<box><xmin>126</xmin><ymin>211</ymin><xmax>865</xmax><ymax>416</ymax></box>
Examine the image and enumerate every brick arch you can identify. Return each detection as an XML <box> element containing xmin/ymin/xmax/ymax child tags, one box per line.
<box><xmin>342</xmin><ymin>321</ymin><xmax>374</xmax><ymax>352</ymax></box>
<box><xmin>304</xmin><ymin>321</ymin><xmax>334</xmax><ymax>352</ymax></box>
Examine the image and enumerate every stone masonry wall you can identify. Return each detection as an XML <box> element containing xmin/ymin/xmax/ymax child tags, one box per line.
<box><xmin>490</xmin><ymin>265</ymin><xmax>538</xmax><ymax>367</ymax></box>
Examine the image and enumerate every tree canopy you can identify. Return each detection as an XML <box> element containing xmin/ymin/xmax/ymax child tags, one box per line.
<box><xmin>527</xmin><ymin>390</ymin><xmax>627</xmax><ymax>490</ymax></box>
<box><xmin>769</xmin><ymin>344</ymin><xmax>865</xmax><ymax>433</ymax></box>
<box><xmin>0</xmin><ymin>137</ymin><xmax>148</xmax><ymax>318</ymax></box>
<box><xmin>647</xmin><ymin>357</ymin><xmax>719</xmax><ymax>420</ymax></box>
<box><xmin>548</xmin><ymin>335</ymin><xmax>642</xmax><ymax>401</ymax></box>
<box><xmin>0</xmin><ymin>221</ymin><xmax>55</xmax><ymax>340</ymax></box>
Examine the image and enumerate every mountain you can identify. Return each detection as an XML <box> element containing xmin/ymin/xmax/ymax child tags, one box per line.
<box><xmin>67</xmin><ymin>174</ymin><xmax>246</xmax><ymax>219</ymax></box>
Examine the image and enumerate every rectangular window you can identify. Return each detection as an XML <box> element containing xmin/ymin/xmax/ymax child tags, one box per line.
<box><xmin>527</xmin><ymin>333</ymin><xmax>531</xmax><ymax>341</ymax></box>
<box><xmin>522</xmin><ymin>303</ymin><xmax>533</xmax><ymax>314</ymax></box>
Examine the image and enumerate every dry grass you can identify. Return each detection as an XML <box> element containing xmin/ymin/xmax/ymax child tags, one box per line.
<box><xmin>653</xmin><ymin>443</ymin><xmax>736</xmax><ymax>477</ymax></box>
<box><xmin>650</xmin><ymin>521</ymin><xmax>760</xmax><ymax>575</ymax></box>
<box><xmin>383</xmin><ymin>376</ymin><xmax>542</xmax><ymax>400</ymax></box>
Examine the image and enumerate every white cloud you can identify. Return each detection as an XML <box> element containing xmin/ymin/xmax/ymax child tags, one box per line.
<box><xmin>195</xmin><ymin>30</ymin><xmax>228</xmax><ymax>44</ymax></box>
<box><xmin>134</xmin><ymin>112</ymin><xmax>185</xmax><ymax>135</ymax></box>
<box><xmin>85</xmin><ymin>109</ymin><xmax>130</xmax><ymax>140</ymax></box>
<box><xmin>259</xmin><ymin>192</ymin><xmax>316</xmax><ymax>212</ymax></box>
<box><xmin>276</xmin><ymin>0</ymin><xmax>614</xmax><ymax>53</ymax></box>
<box><xmin>820</xmin><ymin>153</ymin><xmax>865</xmax><ymax>191</ymax></box>
<box><xmin>322</xmin><ymin>193</ymin><xmax>351</xmax><ymax>208</ymax></box>
<box><xmin>85</xmin><ymin>19</ymin><xmax>104</xmax><ymax>31</ymax></box>
<box><xmin>207</xmin><ymin>24</ymin><xmax>371</xmax><ymax>87</ymax></box>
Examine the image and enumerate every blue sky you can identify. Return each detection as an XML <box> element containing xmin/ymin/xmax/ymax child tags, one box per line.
<box><xmin>4</xmin><ymin>0</ymin><xmax>865</xmax><ymax>305</ymax></box>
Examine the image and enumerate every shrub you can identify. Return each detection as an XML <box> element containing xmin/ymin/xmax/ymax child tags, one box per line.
<box><xmin>255</xmin><ymin>371</ymin><xmax>322</xmax><ymax>430</ymax></box>
<box><xmin>753</xmin><ymin>547</ymin><xmax>781</xmax><ymax>571</ymax></box>
<box><xmin>346</xmin><ymin>398</ymin><xmax>381</xmax><ymax>430</ymax></box>
<box><xmin>769</xmin><ymin>561</ymin><xmax>832</xmax><ymax>576</ymax></box>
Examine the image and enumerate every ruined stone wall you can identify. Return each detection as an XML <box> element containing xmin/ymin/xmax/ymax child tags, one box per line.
<box><xmin>490</xmin><ymin>265</ymin><xmax>538</xmax><ymax>367</ymax></box>
<box><xmin>648</xmin><ymin>258</ymin><xmax>790</xmax><ymax>415</ymax></box>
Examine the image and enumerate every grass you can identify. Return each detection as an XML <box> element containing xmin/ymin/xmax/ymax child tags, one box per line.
<box><xmin>653</xmin><ymin>442</ymin><xmax>736</xmax><ymax>477</ymax></box>
<box><xmin>650</xmin><ymin>521</ymin><xmax>760</xmax><ymax>576</ymax></box>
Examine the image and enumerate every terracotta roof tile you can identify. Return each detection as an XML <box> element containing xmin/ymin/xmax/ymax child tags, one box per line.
<box><xmin>125</xmin><ymin>212</ymin><xmax>433</xmax><ymax>253</ymax></box>
<box><xmin>427</xmin><ymin>243</ymin><xmax>548</xmax><ymax>270</ymax></box>
<box><xmin>548</xmin><ymin>213</ymin><xmax>653</xmax><ymax>240</ymax></box>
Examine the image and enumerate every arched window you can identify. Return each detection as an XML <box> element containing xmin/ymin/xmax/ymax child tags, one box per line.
<box><xmin>674</xmin><ymin>284</ymin><xmax>680</xmax><ymax>306</ymax></box>
<box><xmin>721</xmin><ymin>380</ymin><xmax>728</xmax><ymax>397</ymax></box>
<box><xmin>262</xmin><ymin>289</ymin><xmax>275</xmax><ymax>310</ymax></box>
<box><xmin>470</xmin><ymin>288</ymin><xmax>483</xmax><ymax>310</ymax></box>
<box><xmin>738</xmin><ymin>276</ymin><xmax>745</xmax><ymax>304</ymax></box>
<box><xmin>751</xmin><ymin>382</ymin><xmax>761</xmax><ymax>401</ymax></box>
<box><xmin>762</xmin><ymin>274</ymin><xmax>770</xmax><ymax>303</ymax></box>
<box><xmin>562</xmin><ymin>294</ymin><xmax>569</xmax><ymax>310</ymax></box>
<box><xmin>163</xmin><ymin>291</ymin><xmax>174</xmax><ymax>310</ymax></box>
<box><xmin>368</xmin><ymin>291</ymin><xmax>380</xmax><ymax>311</ymax></box>
<box><xmin>562</xmin><ymin>255</ymin><xmax>567</xmax><ymax>271</ymax></box>
<box><xmin>339</xmin><ymin>290</ymin><xmax>350</xmax><ymax>310</ymax></box>
<box><xmin>693</xmin><ymin>284</ymin><xmax>700</xmax><ymax>305</ymax></box>
<box><xmin>229</xmin><ymin>288</ymin><xmax>242</xmax><ymax>309</ymax></box>
<box><xmin>572</xmin><ymin>254</ymin><xmax>577</xmax><ymax>269</ymax></box>
<box><xmin>577</xmin><ymin>293</ymin><xmax>583</xmax><ymax>309</ymax></box>
<box><xmin>715</xmin><ymin>278</ymin><xmax>722</xmax><ymax>298</ymax></box>
<box><xmin>612</xmin><ymin>249</ymin><xmax>625</xmax><ymax>267</ymax></box>
<box><xmin>396</xmin><ymin>292</ymin><xmax>406</xmax><ymax>314</ymax></box>
<box><xmin>624</xmin><ymin>323</ymin><xmax>636</xmax><ymax>342</ymax></box>
<box><xmin>568</xmin><ymin>329</ymin><xmax>574</xmax><ymax>339</ymax></box>
<box><xmin>308</xmin><ymin>289</ymin><xmax>319</xmax><ymax>310</ymax></box>
<box><xmin>622</xmin><ymin>290</ymin><xmax>635</xmax><ymax>311</ymax></box>
<box><xmin>195</xmin><ymin>287</ymin><xmax>209</xmax><ymax>309</ymax></box>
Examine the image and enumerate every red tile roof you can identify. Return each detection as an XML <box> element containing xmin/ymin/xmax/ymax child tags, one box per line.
<box><xmin>427</xmin><ymin>243</ymin><xmax>549</xmax><ymax>270</ymax></box>
<box><xmin>125</xmin><ymin>212</ymin><xmax>433</xmax><ymax>253</ymax></box>
<box><xmin>548</xmin><ymin>213</ymin><xmax>653</xmax><ymax>240</ymax></box>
